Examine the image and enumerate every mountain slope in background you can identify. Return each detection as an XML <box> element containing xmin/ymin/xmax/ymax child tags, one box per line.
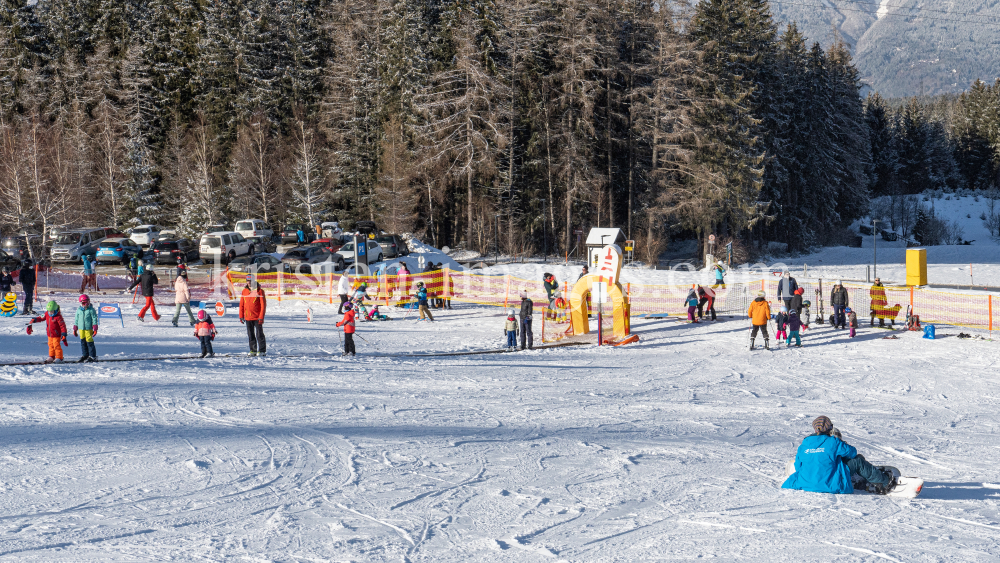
<box><xmin>770</xmin><ymin>0</ymin><xmax>1000</xmax><ymax>98</ymax></box>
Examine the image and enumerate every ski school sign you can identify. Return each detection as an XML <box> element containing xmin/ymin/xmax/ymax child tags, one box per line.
<box><xmin>98</xmin><ymin>303</ymin><xmax>124</xmax><ymax>327</ymax></box>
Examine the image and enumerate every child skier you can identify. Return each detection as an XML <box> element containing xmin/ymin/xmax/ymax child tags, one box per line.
<box><xmin>1</xmin><ymin>266</ymin><xmax>14</xmax><ymax>295</ymax></box>
<box><xmin>194</xmin><ymin>309</ymin><xmax>217</xmax><ymax>358</ymax></box>
<box><xmin>685</xmin><ymin>288</ymin><xmax>699</xmax><ymax>323</ymax></box>
<box><xmin>801</xmin><ymin>300</ymin><xmax>812</xmax><ymax>329</ymax></box>
<box><xmin>747</xmin><ymin>291</ymin><xmax>771</xmax><ymax>350</ymax></box>
<box><xmin>416</xmin><ymin>282</ymin><xmax>433</xmax><ymax>322</ymax></box>
<box><xmin>504</xmin><ymin>309</ymin><xmax>518</xmax><ymax>351</ymax></box>
<box><xmin>774</xmin><ymin>305</ymin><xmax>789</xmax><ymax>344</ymax></box>
<box><xmin>847</xmin><ymin>307</ymin><xmax>858</xmax><ymax>338</ymax></box>
<box><xmin>26</xmin><ymin>300</ymin><xmax>68</xmax><ymax>363</ymax></box>
<box><xmin>786</xmin><ymin>309</ymin><xmax>803</xmax><ymax>347</ymax></box>
<box><xmin>336</xmin><ymin>301</ymin><xmax>357</xmax><ymax>356</ymax></box>
<box><xmin>73</xmin><ymin>294</ymin><xmax>99</xmax><ymax>362</ymax></box>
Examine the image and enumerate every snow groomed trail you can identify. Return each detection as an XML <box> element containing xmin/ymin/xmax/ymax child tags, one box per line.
<box><xmin>1</xmin><ymin>301</ymin><xmax>999</xmax><ymax>561</ymax></box>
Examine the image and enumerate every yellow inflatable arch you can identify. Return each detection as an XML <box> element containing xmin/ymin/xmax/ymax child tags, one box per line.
<box><xmin>568</xmin><ymin>275</ymin><xmax>630</xmax><ymax>340</ymax></box>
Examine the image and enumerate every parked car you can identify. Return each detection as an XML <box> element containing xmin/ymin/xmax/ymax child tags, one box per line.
<box><xmin>154</xmin><ymin>229</ymin><xmax>178</xmax><ymax>242</ymax></box>
<box><xmin>281</xmin><ymin>246</ymin><xmax>344</xmax><ymax>273</ymax></box>
<box><xmin>376</xmin><ymin>234</ymin><xmax>409</xmax><ymax>258</ymax></box>
<box><xmin>309</xmin><ymin>236</ymin><xmax>347</xmax><ymax>253</ymax></box>
<box><xmin>203</xmin><ymin>224</ymin><xmax>229</xmax><ymax>235</ymax></box>
<box><xmin>129</xmin><ymin>225</ymin><xmax>161</xmax><ymax>247</ymax></box>
<box><xmin>281</xmin><ymin>223</ymin><xmax>317</xmax><ymax>244</ymax></box>
<box><xmin>245</xmin><ymin>235</ymin><xmax>277</xmax><ymax>255</ymax></box>
<box><xmin>96</xmin><ymin>238</ymin><xmax>143</xmax><ymax>265</ymax></box>
<box><xmin>152</xmin><ymin>239</ymin><xmax>199</xmax><ymax>264</ymax></box>
<box><xmin>336</xmin><ymin>239</ymin><xmax>384</xmax><ymax>266</ymax></box>
<box><xmin>199</xmin><ymin>231</ymin><xmax>252</xmax><ymax>264</ymax></box>
<box><xmin>48</xmin><ymin>226</ymin><xmax>70</xmax><ymax>242</ymax></box>
<box><xmin>234</xmin><ymin>219</ymin><xmax>274</xmax><ymax>241</ymax></box>
<box><xmin>228</xmin><ymin>254</ymin><xmax>290</xmax><ymax>275</ymax></box>
<box><xmin>0</xmin><ymin>249</ymin><xmax>22</xmax><ymax>271</ymax></box>
<box><xmin>50</xmin><ymin>228</ymin><xmax>107</xmax><ymax>263</ymax></box>
<box><xmin>2</xmin><ymin>235</ymin><xmax>34</xmax><ymax>261</ymax></box>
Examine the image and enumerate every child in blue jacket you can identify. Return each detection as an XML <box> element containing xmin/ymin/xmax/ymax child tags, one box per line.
<box><xmin>782</xmin><ymin>416</ymin><xmax>893</xmax><ymax>494</ymax></box>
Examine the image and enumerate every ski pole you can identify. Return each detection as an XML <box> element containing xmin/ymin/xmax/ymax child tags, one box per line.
<box><xmin>355</xmin><ymin>332</ymin><xmax>377</xmax><ymax>351</ymax></box>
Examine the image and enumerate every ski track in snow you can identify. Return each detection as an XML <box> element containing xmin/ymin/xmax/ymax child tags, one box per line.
<box><xmin>0</xmin><ymin>299</ymin><xmax>999</xmax><ymax>560</ymax></box>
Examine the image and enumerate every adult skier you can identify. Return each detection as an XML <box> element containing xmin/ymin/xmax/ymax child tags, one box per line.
<box><xmin>747</xmin><ymin>290</ymin><xmax>771</xmax><ymax>350</ymax></box>
<box><xmin>519</xmin><ymin>291</ymin><xmax>534</xmax><ymax>350</ymax></box>
<box><xmin>777</xmin><ymin>271</ymin><xmax>798</xmax><ymax>311</ymax></box>
<box><xmin>171</xmin><ymin>268</ymin><xmax>196</xmax><ymax>327</ymax></box>
<box><xmin>239</xmin><ymin>275</ymin><xmax>267</xmax><ymax>356</ymax></box>
<box><xmin>830</xmin><ymin>281</ymin><xmax>849</xmax><ymax>329</ymax></box>
<box><xmin>697</xmin><ymin>285</ymin><xmax>717</xmax><ymax>321</ymax></box>
<box><xmin>782</xmin><ymin>416</ymin><xmax>895</xmax><ymax>495</ymax></box>
<box><xmin>129</xmin><ymin>265</ymin><xmax>160</xmax><ymax>321</ymax></box>
<box><xmin>337</xmin><ymin>273</ymin><xmax>351</xmax><ymax>314</ymax></box>
<box><xmin>19</xmin><ymin>259</ymin><xmax>36</xmax><ymax>315</ymax></box>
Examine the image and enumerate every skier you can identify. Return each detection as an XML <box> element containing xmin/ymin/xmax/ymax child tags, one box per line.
<box><xmin>239</xmin><ymin>275</ymin><xmax>267</xmax><ymax>356</ymax></box>
<box><xmin>748</xmin><ymin>290</ymin><xmax>771</xmax><ymax>350</ymax></box>
<box><xmin>81</xmin><ymin>254</ymin><xmax>99</xmax><ymax>293</ymax></box>
<box><xmin>336</xmin><ymin>301</ymin><xmax>357</xmax><ymax>356</ymax></box>
<box><xmin>504</xmin><ymin>309</ymin><xmax>518</xmax><ymax>351</ymax></box>
<box><xmin>172</xmin><ymin>268</ymin><xmax>196</xmax><ymax>327</ymax></box>
<box><xmin>73</xmin><ymin>294</ymin><xmax>99</xmax><ymax>362</ymax></box>
<box><xmin>777</xmin><ymin>271</ymin><xmax>798</xmax><ymax>311</ymax></box>
<box><xmin>774</xmin><ymin>305</ymin><xmax>789</xmax><ymax>344</ymax></box>
<box><xmin>846</xmin><ymin>307</ymin><xmax>858</xmax><ymax>338</ymax></box>
<box><xmin>543</xmin><ymin>273</ymin><xmax>559</xmax><ymax>319</ymax></box>
<box><xmin>127</xmin><ymin>254</ymin><xmax>140</xmax><ymax>284</ymax></box>
<box><xmin>577</xmin><ymin>266</ymin><xmax>589</xmax><ymax>281</ymax></box>
<box><xmin>194</xmin><ymin>309</ymin><xmax>217</xmax><ymax>358</ymax></box>
<box><xmin>697</xmin><ymin>285</ymin><xmax>717</xmax><ymax>321</ymax></box>
<box><xmin>830</xmin><ymin>281</ymin><xmax>849</xmax><ymax>329</ymax></box>
<box><xmin>26</xmin><ymin>300</ymin><xmax>68</xmax><ymax>363</ymax></box>
<box><xmin>789</xmin><ymin>287</ymin><xmax>804</xmax><ymax>315</ymax></box>
<box><xmin>336</xmin><ymin>272</ymin><xmax>351</xmax><ymax>314</ymax></box>
<box><xmin>712</xmin><ymin>263</ymin><xmax>726</xmax><ymax>289</ymax></box>
<box><xmin>786</xmin><ymin>309</ymin><xmax>803</xmax><ymax>347</ymax></box>
<box><xmin>0</xmin><ymin>266</ymin><xmax>13</xmax><ymax>295</ymax></box>
<box><xmin>782</xmin><ymin>416</ymin><xmax>895</xmax><ymax>495</ymax></box>
<box><xmin>416</xmin><ymin>281</ymin><xmax>433</xmax><ymax>321</ymax></box>
<box><xmin>19</xmin><ymin>259</ymin><xmax>36</xmax><ymax>315</ymax></box>
<box><xmin>519</xmin><ymin>291</ymin><xmax>534</xmax><ymax>350</ymax></box>
<box><xmin>685</xmin><ymin>288</ymin><xmax>699</xmax><ymax>323</ymax></box>
<box><xmin>129</xmin><ymin>265</ymin><xmax>161</xmax><ymax>321</ymax></box>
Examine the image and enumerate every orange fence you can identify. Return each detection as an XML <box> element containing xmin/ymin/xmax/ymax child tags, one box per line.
<box><xmin>225</xmin><ymin>270</ymin><xmax>999</xmax><ymax>335</ymax></box>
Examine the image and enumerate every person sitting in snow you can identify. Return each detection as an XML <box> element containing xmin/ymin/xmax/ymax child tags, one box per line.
<box><xmin>782</xmin><ymin>416</ymin><xmax>895</xmax><ymax>495</ymax></box>
<box><xmin>504</xmin><ymin>308</ymin><xmax>518</xmax><ymax>351</ymax></box>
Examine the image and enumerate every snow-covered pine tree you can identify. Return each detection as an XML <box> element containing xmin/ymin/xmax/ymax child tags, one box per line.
<box><xmin>228</xmin><ymin>110</ymin><xmax>279</xmax><ymax>223</ymax></box>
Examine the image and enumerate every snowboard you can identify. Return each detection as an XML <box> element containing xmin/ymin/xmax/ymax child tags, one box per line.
<box><xmin>783</xmin><ymin>460</ymin><xmax>923</xmax><ymax>498</ymax></box>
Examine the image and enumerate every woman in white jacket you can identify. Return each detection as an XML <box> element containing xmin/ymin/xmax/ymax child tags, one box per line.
<box><xmin>337</xmin><ymin>273</ymin><xmax>351</xmax><ymax>314</ymax></box>
<box><xmin>172</xmin><ymin>270</ymin><xmax>197</xmax><ymax>326</ymax></box>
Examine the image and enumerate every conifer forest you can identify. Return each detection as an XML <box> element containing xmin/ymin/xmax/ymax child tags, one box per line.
<box><xmin>2</xmin><ymin>0</ymin><xmax>999</xmax><ymax>258</ymax></box>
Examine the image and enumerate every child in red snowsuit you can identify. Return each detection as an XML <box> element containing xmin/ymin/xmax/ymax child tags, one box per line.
<box><xmin>27</xmin><ymin>300</ymin><xmax>68</xmax><ymax>363</ymax></box>
<box><xmin>194</xmin><ymin>309</ymin><xmax>217</xmax><ymax>358</ymax></box>
<box><xmin>336</xmin><ymin>302</ymin><xmax>357</xmax><ymax>356</ymax></box>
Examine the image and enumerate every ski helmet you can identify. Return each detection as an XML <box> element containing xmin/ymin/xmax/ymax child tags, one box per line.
<box><xmin>344</xmin><ymin>302</ymin><xmax>353</xmax><ymax>311</ymax></box>
<box><xmin>756</xmin><ymin>290</ymin><xmax>765</xmax><ymax>298</ymax></box>
<box><xmin>416</xmin><ymin>281</ymin><xmax>424</xmax><ymax>288</ymax></box>
<box><xmin>779</xmin><ymin>305</ymin><xmax>787</xmax><ymax>312</ymax></box>
<box><xmin>803</xmin><ymin>300</ymin><xmax>811</xmax><ymax>307</ymax></box>
<box><xmin>845</xmin><ymin>307</ymin><xmax>852</xmax><ymax>313</ymax></box>
<box><xmin>509</xmin><ymin>308</ymin><xmax>516</xmax><ymax>316</ymax></box>
<box><xmin>46</xmin><ymin>300</ymin><xmax>59</xmax><ymax>313</ymax></box>
<box><xmin>78</xmin><ymin>294</ymin><xmax>90</xmax><ymax>303</ymax></box>
<box><xmin>197</xmin><ymin>310</ymin><xmax>207</xmax><ymax>321</ymax></box>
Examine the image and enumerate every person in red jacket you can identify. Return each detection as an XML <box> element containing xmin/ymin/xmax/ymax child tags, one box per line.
<box><xmin>238</xmin><ymin>275</ymin><xmax>267</xmax><ymax>357</ymax></box>
<box><xmin>27</xmin><ymin>300</ymin><xmax>69</xmax><ymax>363</ymax></box>
<box><xmin>336</xmin><ymin>301</ymin><xmax>357</xmax><ymax>356</ymax></box>
<box><xmin>193</xmin><ymin>309</ymin><xmax>217</xmax><ymax>358</ymax></box>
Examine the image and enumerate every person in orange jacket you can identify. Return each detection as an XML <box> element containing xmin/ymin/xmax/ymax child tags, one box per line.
<box><xmin>238</xmin><ymin>274</ymin><xmax>267</xmax><ymax>356</ymax></box>
<box><xmin>747</xmin><ymin>290</ymin><xmax>772</xmax><ymax>350</ymax></box>
<box><xmin>336</xmin><ymin>301</ymin><xmax>357</xmax><ymax>356</ymax></box>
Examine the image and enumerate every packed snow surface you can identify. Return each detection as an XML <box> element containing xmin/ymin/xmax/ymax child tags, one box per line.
<box><xmin>1</xmin><ymin>297</ymin><xmax>999</xmax><ymax>561</ymax></box>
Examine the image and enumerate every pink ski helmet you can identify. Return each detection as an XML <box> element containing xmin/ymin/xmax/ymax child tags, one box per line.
<box><xmin>78</xmin><ymin>294</ymin><xmax>90</xmax><ymax>303</ymax></box>
<box><xmin>197</xmin><ymin>310</ymin><xmax>207</xmax><ymax>320</ymax></box>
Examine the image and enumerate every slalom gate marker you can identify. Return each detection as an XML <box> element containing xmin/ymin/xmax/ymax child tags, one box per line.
<box><xmin>1</xmin><ymin>292</ymin><xmax>17</xmax><ymax>316</ymax></box>
<box><xmin>306</xmin><ymin>307</ymin><xmax>313</xmax><ymax>323</ymax></box>
<box><xmin>98</xmin><ymin>303</ymin><xmax>124</xmax><ymax>327</ymax></box>
<box><xmin>215</xmin><ymin>301</ymin><xmax>226</xmax><ymax>316</ymax></box>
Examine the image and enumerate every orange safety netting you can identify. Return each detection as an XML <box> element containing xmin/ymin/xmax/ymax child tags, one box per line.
<box><xmin>224</xmin><ymin>270</ymin><xmax>999</xmax><ymax>334</ymax></box>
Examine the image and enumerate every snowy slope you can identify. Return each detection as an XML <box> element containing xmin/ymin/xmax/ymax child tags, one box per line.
<box><xmin>1</xmin><ymin>297</ymin><xmax>999</xmax><ymax>560</ymax></box>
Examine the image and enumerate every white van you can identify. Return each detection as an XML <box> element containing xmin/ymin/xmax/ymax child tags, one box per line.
<box><xmin>199</xmin><ymin>231</ymin><xmax>252</xmax><ymax>264</ymax></box>
<box><xmin>50</xmin><ymin>228</ymin><xmax>109</xmax><ymax>263</ymax></box>
<box><xmin>234</xmin><ymin>219</ymin><xmax>273</xmax><ymax>240</ymax></box>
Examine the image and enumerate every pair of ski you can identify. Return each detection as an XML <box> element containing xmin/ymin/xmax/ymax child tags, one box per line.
<box><xmin>783</xmin><ymin>460</ymin><xmax>923</xmax><ymax>498</ymax></box>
